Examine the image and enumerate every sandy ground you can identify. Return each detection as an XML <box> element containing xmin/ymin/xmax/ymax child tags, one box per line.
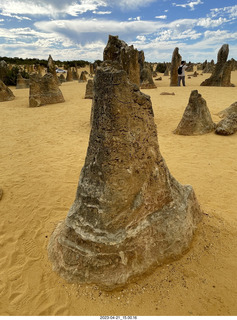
<box><xmin>0</xmin><ymin>68</ymin><xmax>237</xmax><ymax>316</ymax></box>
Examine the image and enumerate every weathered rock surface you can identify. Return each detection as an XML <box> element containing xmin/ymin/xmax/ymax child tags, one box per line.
<box><xmin>16</xmin><ymin>73</ymin><xmax>29</xmax><ymax>89</ymax></box>
<box><xmin>217</xmin><ymin>101</ymin><xmax>237</xmax><ymax>118</ymax></box>
<box><xmin>163</xmin><ymin>66</ymin><xmax>169</xmax><ymax>76</ymax></box>
<box><xmin>59</xmin><ymin>74</ymin><xmax>66</xmax><ymax>83</ymax></box>
<box><xmin>85</xmin><ymin>79</ymin><xmax>93</xmax><ymax>99</ymax></box>
<box><xmin>0</xmin><ymin>60</ymin><xmax>8</xmax><ymax>83</ymax></box>
<box><xmin>89</xmin><ymin>63</ymin><xmax>95</xmax><ymax>75</ymax></box>
<box><xmin>170</xmin><ymin>47</ymin><xmax>181</xmax><ymax>86</ymax></box>
<box><xmin>203</xmin><ymin>60</ymin><xmax>215</xmax><ymax>73</ymax></box>
<box><xmin>174</xmin><ymin>90</ymin><xmax>215</xmax><ymax>135</ymax></box>
<box><xmin>0</xmin><ymin>80</ymin><xmax>15</xmax><ymax>101</ymax></box>
<box><xmin>48</xmin><ymin>61</ymin><xmax>202</xmax><ymax>290</ymax></box>
<box><xmin>47</xmin><ymin>55</ymin><xmax>61</xmax><ymax>85</ymax></box>
<box><xmin>66</xmin><ymin>68</ymin><xmax>74</xmax><ymax>82</ymax></box>
<box><xmin>73</xmin><ymin>68</ymin><xmax>79</xmax><ymax>80</ymax></box>
<box><xmin>140</xmin><ymin>67</ymin><xmax>157</xmax><ymax>89</ymax></box>
<box><xmin>215</xmin><ymin>113</ymin><xmax>237</xmax><ymax>135</ymax></box>
<box><xmin>78</xmin><ymin>71</ymin><xmax>87</xmax><ymax>83</ymax></box>
<box><xmin>200</xmin><ymin>44</ymin><xmax>234</xmax><ymax>87</ymax></box>
<box><xmin>103</xmin><ymin>35</ymin><xmax>140</xmax><ymax>87</ymax></box>
<box><xmin>29</xmin><ymin>73</ymin><xmax>65</xmax><ymax>107</ymax></box>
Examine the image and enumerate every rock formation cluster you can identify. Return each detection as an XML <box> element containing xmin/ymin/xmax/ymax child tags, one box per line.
<box><xmin>200</xmin><ymin>44</ymin><xmax>234</xmax><ymax>87</ymax></box>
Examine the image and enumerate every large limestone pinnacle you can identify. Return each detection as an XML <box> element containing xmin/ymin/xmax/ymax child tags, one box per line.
<box><xmin>103</xmin><ymin>35</ymin><xmax>140</xmax><ymax>87</ymax></box>
<box><xmin>200</xmin><ymin>44</ymin><xmax>234</xmax><ymax>87</ymax></box>
<box><xmin>170</xmin><ymin>47</ymin><xmax>181</xmax><ymax>86</ymax></box>
<box><xmin>48</xmin><ymin>62</ymin><xmax>202</xmax><ymax>290</ymax></box>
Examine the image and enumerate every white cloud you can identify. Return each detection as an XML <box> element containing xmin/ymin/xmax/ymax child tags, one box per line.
<box><xmin>0</xmin><ymin>0</ymin><xmax>159</xmax><ymax>17</ymax></box>
<box><xmin>155</xmin><ymin>15</ymin><xmax>167</xmax><ymax>19</ymax></box>
<box><xmin>0</xmin><ymin>0</ymin><xmax>107</xmax><ymax>17</ymax></box>
<box><xmin>210</xmin><ymin>5</ymin><xmax>237</xmax><ymax>19</ymax></box>
<box><xmin>0</xmin><ymin>12</ymin><xmax>31</xmax><ymax>20</ymax></box>
<box><xmin>197</xmin><ymin>17</ymin><xmax>228</xmax><ymax>28</ymax></box>
<box><xmin>93</xmin><ymin>11</ymin><xmax>111</xmax><ymax>15</ymax></box>
<box><xmin>136</xmin><ymin>35</ymin><xmax>146</xmax><ymax>41</ymax></box>
<box><xmin>106</xmin><ymin>0</ymin><xmax>157</xmax><ymax>10</ymax></box>
<box><xmin>34</xmin><ymin>19</ymin><xmax>165</xmax><ymax>45</ymax></box>
<box><xmin>172</xmin><ymin>0</ymin><xmax>203</xmax><ymax>11</ymax></box>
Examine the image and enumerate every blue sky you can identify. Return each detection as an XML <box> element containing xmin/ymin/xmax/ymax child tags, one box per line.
<box><xmin>0</xmin><ymin>0</ymin><xmax>236</xmax><ymax>62</ymax></box>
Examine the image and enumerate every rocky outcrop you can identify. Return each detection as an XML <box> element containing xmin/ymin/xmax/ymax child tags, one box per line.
<box><xmin>140</xmin><ymin>67</ymin><xmax>157</xmax><ymax>89</ymax></box>
<box><xmin>0</xmin><ymin>80</ymin><xmax>15</xmax><ymax>101</ymax></box>
<box><xmin>138</xmin><ymin>51</ymin><xmax>145</xmax><ymax>72</ymax></box>
<box><xmin>78</xmin><ymin>71</ymin><xmax>87</xmax><ymax>83</ymax></box>
<box><xmin>48</xmin><ymin>61</ymin><xmax>202</xmax><ymax>290</ymax></box>
<box><xmin>29</xmin><ymin>73</ymin><xmax>65</xmax><ymax>107</ymax></box>
<box><xmin>16</xmin><ymin>73</ymin><xmax>29</xmax><ymax>89</ymax></box>
<box><xmin>163</xmin><ymin>66</ymin><xmax>169</xmax><ymax>76</ymax></box>
<box><xmin>170</xmin><ymin>47</ymin><xmax>181</xmax><ymax>86</ymax></box>
<box><xmin>215</xmin><ymin>113</ymin><xmax>237</xmax><ymax>135</ymax></box>
<box><xmin>89</xmin><ymin>63</ymin><xmax>95</xmax><ymax>75</ymax></box>
<box><xmin>203</xmin><ymin>60</ymin><xmax>215</xmax><ymax>73</ymax></box>
<box><xmin>217</xmin><ymin>101</ymin><xmax>237</xmax><ymax>118</ymax></box>
<box><xmin>174</xmin><ymin>90</ymin><xmax>215</xmax><ymax>135</ymax></box>
<box><xmin>47</xmin><ymin>55</ymin><xmax>61</xmax><ymax>85</ymax></box>
<box><xmin>103</xmin><ymin>35</ymin><xmax>140</xmax><ymax>87</ymax></box>
<box><xmin>230</xmin><ymin>58</ymin><xmax>237</xmax><ymax>71</ymax></box>
<box><xmin>200</xmin><ymin>44</ymin><xmax>234</xmax><ymax>87</ymax></box>
<box><xmin>66</xmin><ymin>68</ymin><xmax>74</xmax><ymax>82</ymax></box>
<box><xmin>84</xmin><ymin>79</ymin><xmax>94</xmax><ymax>99</ymax></box>
<box><xmin>0</xmin><ymin>60</ymin><xmax>8</xmax><ymax>83</ymax></box>
<box><xmin>73</xmin><ymin>68</ymin><xmax>79</xmax><ymax>80</ymax></box>
<box><xmin>59</xmin><ymin>74</ymin><xmax>66</xmax><ymax>83</ymax></box>
<box><xmin>185</xmin><ymin>63</ymin><xmax>194</xmax><ymax>72</ymax></box>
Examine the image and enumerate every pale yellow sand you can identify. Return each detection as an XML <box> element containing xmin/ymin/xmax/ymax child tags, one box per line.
<box><xmin>0</xmin><ymin>68</ymin><xmax>237</xmax><ymax>316</ymax></box>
